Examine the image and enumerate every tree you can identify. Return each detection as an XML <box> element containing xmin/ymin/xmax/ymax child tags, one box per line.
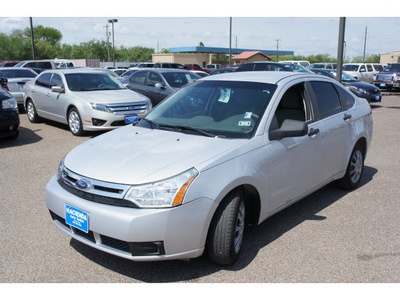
<box><xmin>24</xmin><ymin>25</ymin><xmax>62</xmax><ymax>46</ymax></box>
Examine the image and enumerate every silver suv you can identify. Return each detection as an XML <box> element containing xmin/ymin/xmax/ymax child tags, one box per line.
<box><xmin>46</xmin><ymin>72</ymin><xmax>373</xmax><ymax>265</ymax></box>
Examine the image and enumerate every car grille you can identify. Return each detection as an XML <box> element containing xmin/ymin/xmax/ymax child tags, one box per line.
<box><xmin>58</xmin><ymin>168</ymin><xmax>138</xmax><ymax>208</ymax></box>
<box><xmin>376</xmin><ymin>74</ymin><xmax>394</xmax><ymax>81</ymax></box>
<box><xmin>107</xmin><ymin>101</ymin><xmax>149</xmax><ymax>115</ymax></box>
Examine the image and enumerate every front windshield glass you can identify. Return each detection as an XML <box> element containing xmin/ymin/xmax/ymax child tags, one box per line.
<box><xmin>383</xmin><ymin>64</ymin><xmax>400</xmax><ymax>72</ymax></box>
<box><xmin>163</xmin><ymin>72</ymin><xmax>200</xmax><ymax>88</ymax></box>
<box><xmin>330</xmin><ymin>71</ymin><xmax>357</xmax><ymax>82</ymax></box>
<box><xmin>343</xmin><ymin>65</ymin><xmax>359</xmax><ymax>72</ymax></box>
<box><xmin>139</xmin><ymin>80</ymin><xmax>277</xmax><ymax>139</ymax></box>
<box><xmin>290</xmin><ymin>64</ymin><xmax>314</xmax><ymax>73</ymax></box>
<box><xmin>65</xmin><ymin>73</ymin><xmax>126</xmax><ymax>91</ymax></box>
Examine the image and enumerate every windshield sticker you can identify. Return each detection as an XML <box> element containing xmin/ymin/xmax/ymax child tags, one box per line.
<box><xmin>218</xmin><ymin>88</ymin><xmax>231</xmax><ymax>103</ymax></box>
<box><xmin>238</xmin><ymin>121</ymin><xmax>252</xmax><ymax>127</ymax></box>
<box><xmin>244</xmin><ymin>112</ymin><xmax>252</xmax><ymax>119</ymax></box>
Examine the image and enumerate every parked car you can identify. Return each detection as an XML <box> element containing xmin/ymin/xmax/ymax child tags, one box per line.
<box><xmin>191</xmin><ymin>71</ymin><xmax>209</xmax><ymax>78</ymax></box>
<box><xmin>0</xmin><ymin>67</ymin><xmax>38</xmax><ymax>104</ymax></box>
<box><xmin>342</xmin><ymin>63</ymin><xmax>379</xmax><ymax>83</ymax></box>
<box><xmin>0</xmin><ymin>78</ymin><xmax>19</xmax><ymax>140</ymax></box>
<box><xmin>205</xmin><ymin>64</ymin><xmax>224</xmax><ymax>71</ymax></box>
<box><xmin>209</xmin><ymin>67</ymin><xmax>237</xmax><ymax>76</ymax></box>
<box><xmin>235</xmin><ymin>62</ymin><xmax>314</xmax><ymax>73</ymax></box>
<box><xmin>116</xmin><ymin>69</ymin><xmax>139</xmax><ymax>84</ymax></box>
<box><xmin>279</xmin><ymin>60</ymin><xmax>311</xmax><ymax>68</ymax></box>
<box><xmin>126</xmin><ymin>69</ymin><xmax>200</xmax><ymax>106</ymax></box>
<box><xmin>23</xmin><ymin>69</ymin><xmax>152</xmax><ymax>136</ymax></box>
<box><xmin>0</xmin><ymin>61</ymin><xmax>19</xmax><ymax>67</ymax></box>
<box><xmin>311</xmin><ymin>68</ymin><xmax>382</xmax><ymax>103</ymax></box>
<box><xmin>154</xmin><ymin>63</ymin><xmax>184</xmax><ymax>69</ymax></box>
<box><xmin>372</xmin><ymin>63</ymin><xmax>400</xmax><ymax>90</ymax></box>
<box><xmin>183</xmin><ymin>64</ymin><xmax>211</xmax><ymax>74</ymax></box>
<box><xmin>46</xmin><ymin>71</ymin><xmax>372</xmax><ymax>265</ymax></box>
<box><xmin>54</xmin><ymin>59</ymin><xmax>75</xmax><ymax>68</ymax></box>
<box><xmin>309</xmin><ymin>63</ymin><xmax>337</xmax><ymax>69</ymax></box>
<box><xmin>14</xmin><ymin>60</ymin><xmax>56</xmax><ymax>70</ymax></box>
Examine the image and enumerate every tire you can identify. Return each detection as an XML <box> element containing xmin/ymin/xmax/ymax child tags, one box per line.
<box><xmin>68</xmin><ymin>108</ymin><xmax>84</xmax><ymax>136</ymax></box>
<box><xmin>207</xmin><ymin>190</ymin><xmax>246</xmax><ymax>265</ymax></box>
<box><xmin>26</xmin><ymin>100</ymin><xmax>41</xmax><ymax>123</ymax></box>
<box><xmin>337</xmin><ymin>143</ymin><xmax>365</xmax><ymax>190</ymax></box>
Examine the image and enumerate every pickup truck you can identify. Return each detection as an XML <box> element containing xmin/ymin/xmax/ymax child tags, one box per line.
<box><xmin>372</xmin><ymin>63</ymin><xmax>400</xmax><ymax>90</ymax></box>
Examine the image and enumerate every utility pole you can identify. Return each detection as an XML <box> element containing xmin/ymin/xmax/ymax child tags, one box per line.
<box><xmin>336</xmin><ymin>17</ymin><xmax>346</xmax><ymax>83</ymax></box>
<box><xmin>363</xmin><ymin>26</ymin><xmax>368</xmax><ymax>62</ymax></box>
<box><xmin>108</xmin><ymin>19</ymin><xmax>118</xmax><ymax>68</ymax></box>
<box><xmin>29</xmin><ymin>17</ymin><xmax>36</xmax><ymax>60</ymax></box>
<box><xmin>229</xmin><ymin>17</ymin><xmax>232</xmax><ymax>66</ymax></box>
<box><xmin>275</xmin><ymin>39</ymin><xmax>281</xmax><ymax>62</ymax></box>
<box><xmin>103</xmin><ymin>24</ymin><xmax>110</xmax><ymax>62</ymax></box>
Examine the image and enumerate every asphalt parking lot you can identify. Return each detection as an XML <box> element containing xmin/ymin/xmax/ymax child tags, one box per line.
<box><xmin>1</xmin><ymin>94</ymin><xmax>400</xmax><ymax>283</ymax></box>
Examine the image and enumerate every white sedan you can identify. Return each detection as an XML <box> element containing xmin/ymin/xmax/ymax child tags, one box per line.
<box><xmin>23</xmin><ymin>69</ymin><xmax>152</xmax><ymax>135</ymax></box>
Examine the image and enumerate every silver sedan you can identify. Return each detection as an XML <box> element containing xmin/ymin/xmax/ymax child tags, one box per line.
<box><xmin>23</xmin><ymin>69</ymin><xmax>152</xmax><ymax>135</ymax></box>
<box><xmin>46</xmin><ymin>71</ymin><xmax>373</xmax><ymax>265</ymax></box>
<box><xmin>0</xmin><ymin>67</ymin><xmax>37</xmax><ymax>104</ymax></box>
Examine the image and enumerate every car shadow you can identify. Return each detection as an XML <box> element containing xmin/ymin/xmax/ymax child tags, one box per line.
<box><xmin>0</xmin><ymin>126</ymin><xmax>43</xmax><ymax>149</ymax></box>
<box><xmin>70</xmin><ymin>166</ymin><xmax>377</xmax><ymax>282</ymax></box>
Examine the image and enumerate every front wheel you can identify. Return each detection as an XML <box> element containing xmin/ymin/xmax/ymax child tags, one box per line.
<box><xmin>337</xmin><ymin>143</ymin><xmax>365</xmax><ymax>190</ymax></box>
<box><xmin>26</xmin><ymin>100</ymin><xmax>41</xmax><ymax>123</ymax></box>
<box><xmin>68</xmin><ymin>108</ymin><xmax>84</xmax><ymax>136</ymax></box>
<box><xmin>207</xmin><ymin>190</ymin><xmax>246</xmax><ymax>265</ymax></box>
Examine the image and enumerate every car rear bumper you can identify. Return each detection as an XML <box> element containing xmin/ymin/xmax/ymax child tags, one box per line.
<box><xmin>45</xmin><ymin>175</ymin><xmax>217</xmax><ymax>261</ymax></box>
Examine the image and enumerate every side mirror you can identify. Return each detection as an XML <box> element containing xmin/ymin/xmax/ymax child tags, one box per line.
<box><xmin>155</xmin><ymin>82</ymin><xmax>166</xmax><ymax>89</ymax></box>
<box><xmin>269</xmin><ymin>119</ymin><xmax>308</xmax><ymax>141</ymax></box>
<box><xmin>51</xmin><ymin>86</ymin><xmax>64</xmax><ymax>93</ymax></box>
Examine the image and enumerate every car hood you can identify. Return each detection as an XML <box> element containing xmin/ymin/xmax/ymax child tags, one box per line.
<box><xmin>64</xmin><ymin>125</ymin><xmax>247</xmax><ymax>185</ymax></box>
<box><xmin>72</xmin><ymin>89</ymin><xmax>148</xmax><ymax>104</ymax></box>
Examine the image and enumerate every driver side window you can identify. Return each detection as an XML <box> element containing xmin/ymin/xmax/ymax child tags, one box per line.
<box><xmin>269</xmin><ymin>83</ymin><xmax>311</xmax><ymax>131</ymax></box>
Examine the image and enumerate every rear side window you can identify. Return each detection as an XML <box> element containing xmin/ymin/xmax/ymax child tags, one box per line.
<box><xmin>236</xmin><ymin>64</ymin><xmax>254</xmax><ymax>71</ymax></box>
<box><xmin>336</xmin><ymin>85</ymin><xmax>355</xmax><ymax>110</ymax></box>
<box><xmin>367</xmin><ymin>65</ymin><xmax>373</xmax><ymax>72</ymax></box>
<box><xmin>310</xmin><ymin>81</ymin><xmax>342</xmax><ymax>118</ymax></box>
<box><xmin>130</xmin><ymin>72</ymin><xmax>147</xmax><ymax>85</ymax></box>
<box><xmin>35</xmin><ymin>73</ymin><xmax>52</xmax><ymax>88</ymax></box>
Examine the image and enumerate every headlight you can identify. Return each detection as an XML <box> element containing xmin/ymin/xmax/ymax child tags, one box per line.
<box><xmin>91</xmin><ymin>103</ymin><xmax>112</xmax><ymax>113</ymax></box>
<box><xmin>1</xmin><ymin>97</ymin><xmax>17</xmax><ymax>110</ymax></box>
<box><xmin>349</xmin><ymin>86</ymin><xmax>368</xmax><ymax>95</ymax></box>
<box><xmin>57</xmin><ymin>158</ymin><xmax>65</xmax><ymax>180</ymax></box>
<box><xmin>124</xmin><ymin>168</ymin><xmax>198</xmax><ymax>208</ymax></box>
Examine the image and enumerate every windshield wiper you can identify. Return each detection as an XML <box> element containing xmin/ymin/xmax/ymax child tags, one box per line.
<box><xmin>157</xmin><ymin>124</ymin><xmax>217</xmax><ymax>138</ymax></box>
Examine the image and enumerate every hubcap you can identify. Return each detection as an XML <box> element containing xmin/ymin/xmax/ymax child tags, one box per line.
<box><xmin>234</xmin><ymin>201</ymin><xmax>245</xmax><ymax>254</ymax></box>
<box><xmin>69</xmin><ymin>111</ymin><xmax>81</xmax><ymax>134</ymax></box>
<box><xmin>27</xmin><ymin>102</ymin><xmax>35</xmax><ymax>120</ymax></box>
<box><xmin>350</xmin><ymin>150</ymin><xmax>363</xmax><ymax>184</ymax></box>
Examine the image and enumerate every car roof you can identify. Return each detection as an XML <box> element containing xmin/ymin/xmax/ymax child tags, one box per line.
<box><xmin>40</xmin><ymin>68</ymin><xmax>110</xmax><ymax>75</ymax></box>
<box><xmin>199</xmin><ymin>71</ymin><xmax>324</xmax><ymax>84</ymax></box>
<box><xmin>133</xmin><ymin>68</ymin><xmax>195</xmax><ymax>73</ymax></box>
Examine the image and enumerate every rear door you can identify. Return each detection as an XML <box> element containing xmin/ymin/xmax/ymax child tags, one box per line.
<box><xmin>32</xmin><ymin>72</ymin><xmax>52</xmax><ymax>114</ymax></box>
<box><xmin>308</xmin><ymin>80</ymin><xmax>354</xmax><ymax>179</ymax></box>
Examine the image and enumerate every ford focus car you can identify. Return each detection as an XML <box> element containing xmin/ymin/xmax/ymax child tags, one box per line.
<box><xmin>46</xmin><ymin>72</ymin><xmax>373</xmax><ymax>265</ymax></box>
<box><xmin>23</xmin><ymin>69</ymin><xmax>152</xmax><ymax>135</ymax></box>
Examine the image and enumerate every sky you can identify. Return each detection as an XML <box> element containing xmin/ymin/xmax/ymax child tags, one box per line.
<box><xmin>1</xmin><ymin>0</ymin><xmax>400</xmax><ymax>59</ymax></box>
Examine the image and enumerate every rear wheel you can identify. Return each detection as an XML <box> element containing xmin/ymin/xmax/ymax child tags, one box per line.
<box><xmin>338</xmin><ymin>143</ymin><xmax>365</xmax><ymax>190</ymax></box>
<box><xmin>207</xmin><ymin>190</ymin><xmax>246</xmax><ymax>265</ymax></box>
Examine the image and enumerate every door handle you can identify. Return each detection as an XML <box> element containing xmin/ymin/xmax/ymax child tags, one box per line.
<box><xmin>344</xmin><ymin>114</ymin><xmax>352</xmax><ymax>121</ymax></box>
<box><xmin>308</xmin><ymin>128</ymin><xmax>320</xmax><ymax>136</ymax></box>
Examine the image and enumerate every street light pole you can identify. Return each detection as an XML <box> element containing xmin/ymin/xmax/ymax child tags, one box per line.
<box><xmin>108</xmin><ymin>19</ymin><xmax>118</xmax><ymax>68</ymax></box>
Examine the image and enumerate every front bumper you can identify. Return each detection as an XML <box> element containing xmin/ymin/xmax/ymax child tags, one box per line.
<box><xmin>373</xmin><ymin>81</ymin><xmax>400</xmax><ymax>89</ymax></box>
<box><xmin>0</xmin><ymin>109</ymin><xmax>20</xmax><ymax>138</ymax></box>
<box><xmin>45</xmin><ymin>176</ymin><xmax>217</xmax><ymax>261</ymax></box>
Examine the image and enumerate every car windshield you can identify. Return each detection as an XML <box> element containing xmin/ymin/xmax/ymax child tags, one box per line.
<box><xmin>329</xmin><ymin>71</ymin><xmax>357</xmax><ymax>82</ymax></box>
<box><xmin>343</xmin><ymin>65</ymin><xmax>359</xmax><ymax>72</ymax></box>
<box><xmin>0</xmin><ymin>69</ymin><xmax>36</xmax><ymax>78</ymax></box>
<box><xmin>139</xmin><ymin>80</ymin><xmax>277</xmax><ymax>139</ymax></box>
<box><xmin>289</xmin><ymin>64</ymin><xmax>314</xmax><ymax>73</ymax></box>
<box><xmin>383</xmin><ymin>64</ymin><xmax>400</xmax><ymax>72</ymax></box>
<box><xmin>13</xmin><ymin>61</ymin><xmax>25</xmax><ymax>67</ymax></box>
<box><xmin>163</xmin><ymin>72</ymin><xmax>200</xmax><ymax>88</ymax></box>
<box><xmin>65</xmin><ymin>73</ymin><xmax>126</xmax><ymax>91</ymax></box>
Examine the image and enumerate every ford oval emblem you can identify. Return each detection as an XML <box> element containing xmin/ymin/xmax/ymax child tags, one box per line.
<box><xmin>75</xmin><ymin>179</ymin><xmax>91</xmax><ymax>190</ymax></box>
